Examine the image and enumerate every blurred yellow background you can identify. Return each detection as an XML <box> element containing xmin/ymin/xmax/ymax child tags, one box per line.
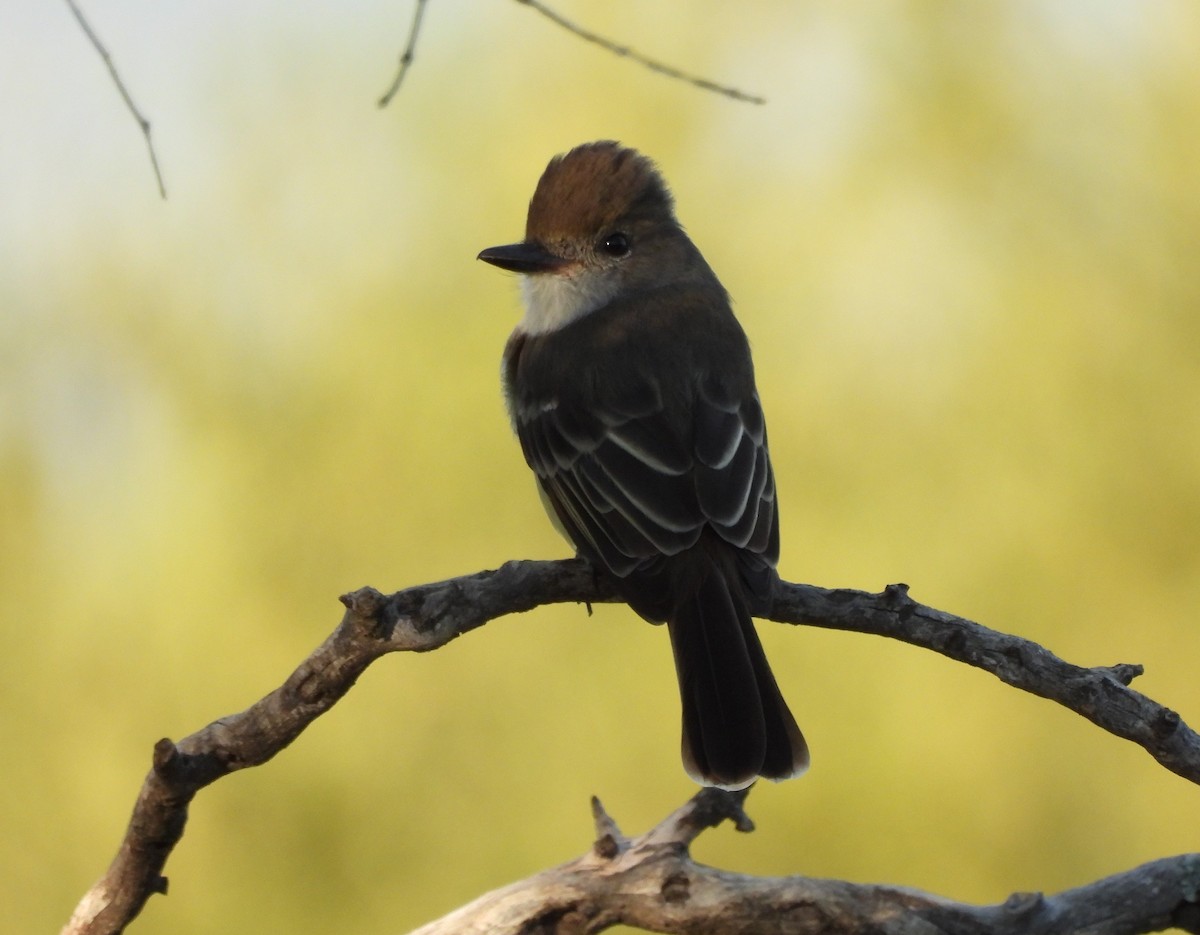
<box><xmin>3</xmin><ymin>2</ymin><xmax>1198</xmax><ymax>932</ymax></box>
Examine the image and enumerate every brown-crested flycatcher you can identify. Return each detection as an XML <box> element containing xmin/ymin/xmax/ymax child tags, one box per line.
<box><xmin>478</xmin><ymin>141</ymin><xmax>808</xmax><ymax>789</ymax></box>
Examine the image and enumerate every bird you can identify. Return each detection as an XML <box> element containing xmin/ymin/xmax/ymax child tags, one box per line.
<box><xmin>477</xmin><ymin>141</ymin><xmax>808</xmax><ymax>789</ymax></box>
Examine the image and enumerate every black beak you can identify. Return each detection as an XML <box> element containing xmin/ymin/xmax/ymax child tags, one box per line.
<box><xmin>477</xmin><ymin>241</ymin><xmax>566</xmax><ymax>274</ymax></box>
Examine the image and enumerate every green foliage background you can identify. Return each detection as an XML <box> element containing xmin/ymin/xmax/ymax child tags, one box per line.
<box><xmin>3</xmin><ymin>3</ymin><xmax>1198</xmax><ymax>932</ymax></box>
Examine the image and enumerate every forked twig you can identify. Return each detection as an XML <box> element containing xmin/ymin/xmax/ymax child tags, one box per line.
<box><xmin>378</xmin><ymin>0</ymin><xmax>765</xmax><ymax>108</ymax></box>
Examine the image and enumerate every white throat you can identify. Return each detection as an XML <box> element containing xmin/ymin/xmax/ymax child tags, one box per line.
<box><xmin>518</xmin><ymin>269</ymin><xmax>618</xmax><ymax>336</ymax></box>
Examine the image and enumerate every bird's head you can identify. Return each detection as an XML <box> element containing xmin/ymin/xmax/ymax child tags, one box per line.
<box><xmin>479</xmin><ymin>141</ymin><xmax>705</xmax><ymax>335</ymax></box>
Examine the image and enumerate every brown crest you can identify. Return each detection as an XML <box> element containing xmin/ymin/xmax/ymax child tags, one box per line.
<box><xmin>525</xmin><ymin>141</ymin><xmax>675</xmax><ymax>242</ymax></box>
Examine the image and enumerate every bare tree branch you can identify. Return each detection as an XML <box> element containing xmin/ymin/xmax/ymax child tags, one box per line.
<box><xmin>769</xmin><ymin>581</ymin><xmax>1200</xmax><ymax>787</ymax></box>
<box><xmin>62</xmin><ymin>560</ymin><xmax>1200</xmax><ymax>934</ymax></box>
<box><xmin>378</xmin><ymin>0</ymin><xmax>431</xmax><ymax>108</ymax></box>
<box><xmin>376</xmin><ymin>0</ymin><xmax>765</xmax><ymax>108</ymax></box>
<box><xmin>64</xmin><ymin>0</ymin><xmax>166</xmax><ymax>199</ymax></box>
<box><xmin>513</xmin><ymin>0</ymin><xmax>766</xmax><ymax>105</ymax></box>
<box><xmin>408</xmin><ymin>789</ymin><xmax>1200</xmax><ymax>935</ymax></box>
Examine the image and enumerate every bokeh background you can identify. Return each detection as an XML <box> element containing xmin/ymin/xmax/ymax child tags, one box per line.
<box><xmin>4</xmin><ymin>2</ymin><xmax>1199</xmax><ymax>932</ymax></box>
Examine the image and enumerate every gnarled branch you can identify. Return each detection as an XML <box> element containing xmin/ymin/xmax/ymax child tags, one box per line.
<box><xmin>62</xmin><ymin>559</ymin><xmax>1200</xmax><ymax>934</ymax></box>
<box><xmin>410</xmin><ymin>789</ymin><xmax>1200</xmax><ymax>935</ymax></box>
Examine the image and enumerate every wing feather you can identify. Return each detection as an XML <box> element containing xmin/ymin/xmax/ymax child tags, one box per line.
<box><xmin>515</xmin><ymin>378</ymin><xmax>778</xmax><ymax>577</ymax></box>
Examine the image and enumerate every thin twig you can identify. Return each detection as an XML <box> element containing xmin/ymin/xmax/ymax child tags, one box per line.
<box><xmin>378</xmin><ymin>0</ymin><xmax>431</xmax><ymax>108</ymax></box>
<box><xmin>515</xmin><ymin>0</ymin><xmax>766</xmax><ymax>105</ymax></box>
<box><xmin>64</xmin><ymin>0</ymin><xmax>167</xmax><ymax>199</ymax></box>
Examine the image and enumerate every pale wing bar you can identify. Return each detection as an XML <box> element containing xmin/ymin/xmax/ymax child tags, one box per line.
<box><xmin>517</xmin><ymin>385</ymin><xmax>778</xmax><ymax>577</ymax></box>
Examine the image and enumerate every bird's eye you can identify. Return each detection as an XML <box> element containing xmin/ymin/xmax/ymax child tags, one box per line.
<box><xmin>599</xmin><ymin>232</ymin><xmax>631</xmax><ymax>258</ymax></box>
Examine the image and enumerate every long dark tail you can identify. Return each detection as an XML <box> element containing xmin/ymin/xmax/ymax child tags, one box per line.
<box><xmin>666</xmin><ymin>563</ymin><xmax>809</xmax><ymax>789</ymax></box>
